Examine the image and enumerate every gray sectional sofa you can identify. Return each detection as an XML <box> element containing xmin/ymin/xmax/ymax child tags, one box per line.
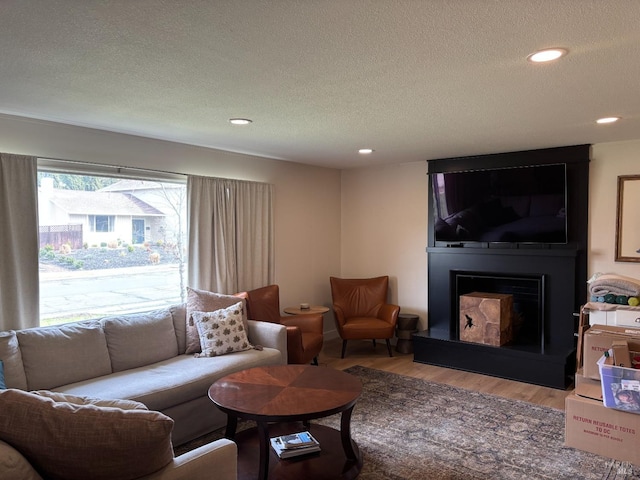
<box><xmin>1</xmin><ymin>303</ymin><xmax>287</xmax><ymax>445</ymax></box>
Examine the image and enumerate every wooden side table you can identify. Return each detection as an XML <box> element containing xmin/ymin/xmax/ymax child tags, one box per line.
<box><xmin>396</xmin><ymin>313</ymin><xmax>419</xmax><ymax>354</ymax></box>
<box><xmin>283</xmin><ymin>306</ymin><xmax>329</xmax><ymax>315</ymax></box>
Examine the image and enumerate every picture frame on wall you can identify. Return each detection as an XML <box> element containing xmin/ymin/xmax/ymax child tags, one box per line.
<box><xmin>615</xmin><ymin>175</ymin><xmax>640</xmax><ymax>262</ymax></box>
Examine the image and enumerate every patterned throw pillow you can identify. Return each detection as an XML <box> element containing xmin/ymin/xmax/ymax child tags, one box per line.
<box><xmin>192</xmin><ymin>302</ymin><xmax>253</xmax><ymax>357</ymax></box>
<box><xmin>185</xmin><ymin>287</ymin><xmax>249</xmax><ymax>354</ymax></box>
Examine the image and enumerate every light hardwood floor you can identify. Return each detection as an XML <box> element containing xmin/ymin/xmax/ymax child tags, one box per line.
<box><xmin>318</xmin><ymin>337</ymin><xmax>572</xmax><ymax>410</ymax></box>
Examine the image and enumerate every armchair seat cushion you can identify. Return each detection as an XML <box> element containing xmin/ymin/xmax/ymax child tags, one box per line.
<box><xmin>341</xmin><ymin>317</ymin><xmax>395</xmax><ymax>339</ymax></box>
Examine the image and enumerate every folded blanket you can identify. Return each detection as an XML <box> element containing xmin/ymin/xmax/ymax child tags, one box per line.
<box><xmin>589</xmin><ymin>273</ymin><xmax>640</xmax><ymax>297</ymax></box>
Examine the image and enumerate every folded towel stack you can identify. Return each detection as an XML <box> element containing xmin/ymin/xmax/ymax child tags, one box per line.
<box><xmin>589</xmin><ymin>273</ymin><xmax>640</xmax><ymax>298</ymax></box>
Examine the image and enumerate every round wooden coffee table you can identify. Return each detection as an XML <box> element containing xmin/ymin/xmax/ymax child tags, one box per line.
<box><xmin>208</xmin><ymin>365</ymin><xmax>363</xmax><ymax>480</ymax></box>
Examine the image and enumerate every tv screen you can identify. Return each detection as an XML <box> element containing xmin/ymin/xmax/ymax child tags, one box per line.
<box><xmin>432</xmin><ymin>163</ymin><xmax>568</xmax><ymax>244</ymax></box>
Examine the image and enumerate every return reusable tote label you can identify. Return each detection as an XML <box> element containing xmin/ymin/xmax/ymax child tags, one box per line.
<box><xmin>565</xmin><ymin>393</ymin><xmax>640</xmax><ymax>465</ymax></box>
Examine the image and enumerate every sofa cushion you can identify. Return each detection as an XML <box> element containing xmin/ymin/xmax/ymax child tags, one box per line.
<box><xmin>16</xmin><ymin>321</ymin><xmax>112</xmax><ymax>390</ymax></box>
<box><xmin>0</xmin><ymin>439</ymin><xmax>43</xmax><ymax>480</ymax></box>
<box><xmin>170</xmin><ymin>303</ymin><xmax>188</xmax><ymax>354</ymax></box>
<box><xmin>32</xmin><ymin>390</ymin><xmax>148</xmax><ymax>410</ymax></box>
<box><xmin>0</xmin><ymin>331</ymin><xmax>28</xmax><ymax>390</ymax></box>
<box><xmin>192</xmin><ymin>302</ymin><xmax>252</xmax><ymax>357</ymax></box>
<box><xmin>102</xmin><ymin>308</ymin><xmax>179</xmax><ymax>372</ymax></box>
<box><xmin>0</xmin><ymin>389</ymin><xmax>174</xmax><ymax>480</ymax></box>
<box><xmin>185</xmin><ymin>287</ymin><xmax>249</xmax><ymax>354</ymax></box>
<box><xmin>55</xmin><ymin>348</ymin><xmax>284</xmax><ymax>412</ymax></box>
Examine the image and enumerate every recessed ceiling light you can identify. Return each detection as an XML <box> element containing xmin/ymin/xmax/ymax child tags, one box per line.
<box><xmin>527</xmin><ymin>48</ymin><xmax>568</xmax><ymax>63</ymax></box>
<box><xmin>596</xmin><ymin>116</ymin><xmax>621</xmax><ymax>124</ymax></box>
<box><xmin>358</xmin><ymin>148</ymin><xmax>374</xmax><ymax>154</ymax></box>
<box><xmin>229</xmin><ymin>118</ymin><xmax>252</xmax><ymax>125</ymax></box>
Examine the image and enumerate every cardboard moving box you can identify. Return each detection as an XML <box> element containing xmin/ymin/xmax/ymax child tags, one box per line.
<box><xmin>565</xmin><ymin>393</ymin><xmax>640</xmax><ymax>465</ymax></box>
<box><xmin>582</xmin><ymin>325</ymin><xmax>640</xmax><ymax>380</ymax></box>
<box><xmin>574</xmin><ymin>368</ymin><xmax>603</xmax><ymax>402</ymax></box>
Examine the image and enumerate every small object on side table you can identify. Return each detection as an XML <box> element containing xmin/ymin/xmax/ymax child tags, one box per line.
<box><xmin>396</xmin><ymin>313</ymin><xmax>419</xmax><ymax>353</ymax></box>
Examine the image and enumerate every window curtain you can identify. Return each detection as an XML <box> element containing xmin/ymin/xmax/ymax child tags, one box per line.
<box><xmin>187</xmin><ymin>176</ymin><xmax>274</xmax><ymax>294</ymax></box>
<box><xmin>0</xmin><ymin>153</ymin><xmax>39</xmax><ymax>330</ymax></box>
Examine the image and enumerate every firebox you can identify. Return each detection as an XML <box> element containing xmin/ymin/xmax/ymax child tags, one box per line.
<box><xmin>414</xmin><ymin>247</ymin><xmax>580</xmax><ymax>389</ymax></box>
<box><xmin>453</xmin><ymin>271</ymin><xmax>545</xmax><ymax>348</ymax></box>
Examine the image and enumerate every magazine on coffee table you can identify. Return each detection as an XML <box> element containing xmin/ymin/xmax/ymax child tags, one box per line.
<box><xmin>270</xmin><ymin>431</ymin><xmax>321</xmax><ymax>458</ymax></box>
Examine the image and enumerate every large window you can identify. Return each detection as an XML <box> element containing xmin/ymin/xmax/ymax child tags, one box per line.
<box><xmin>37</xmin><ymin>165</ymin><xmax>188</xmax><ymax>326</ymax></box>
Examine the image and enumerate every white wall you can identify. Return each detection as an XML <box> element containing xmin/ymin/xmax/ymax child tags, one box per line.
<box><xmin>5</xmin><ymin>111</ymin><xmax>640</xmax><ymax>336</ymax></box>
<box><xmin>340</xmin><ymin>161</ymin><xmax>429</xmax><ymax>330</ymax></box>
<box><xmin>339</xmin><ymin>140</ymin><xmax>640</xmax><ymax>333</ymax></box>
<box><xmin>0</xmin><ymin>114</ymin><xmax>342</xmax><ymax>330</ymax></box>
<box><xmin>590</xmin><ymin>140</ymin><xmax>640</xmax><ymax>281</ymax></box>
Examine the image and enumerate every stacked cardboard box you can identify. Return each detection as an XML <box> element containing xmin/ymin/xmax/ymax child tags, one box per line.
<box><xmin>566</xmin><ymin>323</ymin><xmax>640</xmax><ymax>464</ymax></box>
<box><xmin>581</xmin><ymin>325</ymin><xmax>640</xmax><ymax>380</ymax></box>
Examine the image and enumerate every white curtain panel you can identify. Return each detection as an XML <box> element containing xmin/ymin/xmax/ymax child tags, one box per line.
<box><xmin>0</xmin><ymin>153</ymin><xmax>39</xmax><ymax>330</ymax></box>
<box><xmin>187</xmin><ymin>175</ymin><xmax>274</xmax><ymax>294</ymax></box>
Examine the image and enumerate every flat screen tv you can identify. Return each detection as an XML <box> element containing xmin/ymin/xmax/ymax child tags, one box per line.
<box><xmin>431</xmin><ymin>163</ymin><xmax>568</xmax><ymax>244</ymax></box>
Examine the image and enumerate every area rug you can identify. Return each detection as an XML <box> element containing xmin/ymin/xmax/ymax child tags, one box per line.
<box><xmin>176</xmin><ymin>366</ymin><xmax>640</xmax><ymax>479</ymax></box>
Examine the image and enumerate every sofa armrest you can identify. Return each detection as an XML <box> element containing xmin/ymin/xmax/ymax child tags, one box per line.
<box><xmin>247</xmin><ymin>320</ymin><xmax>288</xmax><ymax>364</ymax></box>
<box><xmin>138</xmin><ymin>439</ymin><xmax>237</xmax><ymax>480</ymax></box>
<box><xmin>0</xmin><ymin>439</ymin><xmax>43</xmax><ymax>480</ymax></box>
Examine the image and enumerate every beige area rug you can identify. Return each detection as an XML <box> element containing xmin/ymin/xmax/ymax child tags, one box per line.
<box><xmin>176</xmin><ymin>365</ymin><xmax>640</xmax><ymax>479</ymax></box>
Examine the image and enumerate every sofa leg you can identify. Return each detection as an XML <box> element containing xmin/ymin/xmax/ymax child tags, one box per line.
<box><xmin>372</xmin><ymin>339</ymin><xmax>376</xmax><ymax>347</ymax></box>
<box><xmin>385</xmin><ymin>339</ymin><xmax>393</xmax><ymax>357</ymax></box>
<box><xmin>312</xmin><ymin>356</ymin><xmax>318</xmax><ymax>366</ymax></box>
<box><xmin>341</xmin><ymin>340</ymin><xmax>348</xmax><ymax>359</ymax></box>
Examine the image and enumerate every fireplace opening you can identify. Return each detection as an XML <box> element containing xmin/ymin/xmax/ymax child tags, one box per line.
<box><xmin>452</xmin><ymin>270</ymin><xmax>545</xmax><ymax>350</ymax></box>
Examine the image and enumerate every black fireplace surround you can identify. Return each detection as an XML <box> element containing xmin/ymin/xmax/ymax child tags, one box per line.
<box><xmin>414</xmin><ymin>145</ymin><xmax>590</xmax><ymax>389</ymax></box>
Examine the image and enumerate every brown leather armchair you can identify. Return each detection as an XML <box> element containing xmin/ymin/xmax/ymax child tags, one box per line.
<box><xmin>329</xmin><ymin>276</ymin><xmax>400</xmax><ymax>358</ymax></box>
<box><xmin>240</xmin><ymin>285</ymin><xmax>324</xmax><ymax>365</ymax></box>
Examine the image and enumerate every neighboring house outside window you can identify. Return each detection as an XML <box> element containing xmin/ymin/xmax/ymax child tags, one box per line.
<box><xmin>99</xmin><ymin>179</ymin><xmax>187</xmax><ymax>248</ymax></box>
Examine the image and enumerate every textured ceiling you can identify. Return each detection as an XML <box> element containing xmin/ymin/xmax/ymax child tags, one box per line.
<box><xmin>1</xmin><ymin>1</ymin><xmax>639</xmax><ymax>169</ymax></box>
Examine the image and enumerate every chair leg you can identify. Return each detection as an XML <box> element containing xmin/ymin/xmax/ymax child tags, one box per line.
<box><xmin>312</xmin><ymin>356</ymin><xmax>318</xmax><ymax>366</ymax></box>
<box><xmin>372</xmin><ymin>339</ymin><xmax>376</xmax><ymax>347</ymax></box>
<box><xmin>385</xmin><ymin>339</ymin><xmax>393</xmax><ymax>357</ymax></box>
<box><xmin>341</xmin><ymin>340</ymin><xmax>348</xmax><ymax>359</ymax></box>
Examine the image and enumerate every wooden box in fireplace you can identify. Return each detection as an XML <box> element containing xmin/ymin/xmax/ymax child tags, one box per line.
<box><xmin>459</xmin><ymin>292</ymin><xmax>513</xmax><ymax>346</ymax></box>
